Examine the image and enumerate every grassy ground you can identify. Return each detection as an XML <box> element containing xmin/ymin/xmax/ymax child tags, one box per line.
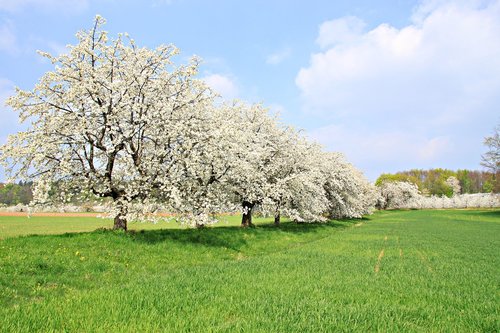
<box><xmin>0</xmin><ymin>209</ymin><xmax>499</xmax><ymax>332</ymax></box>
<box><xmin>0</xmin><ymin>214</ymin><xmax>257</xmax><ymax>239</ymax></box>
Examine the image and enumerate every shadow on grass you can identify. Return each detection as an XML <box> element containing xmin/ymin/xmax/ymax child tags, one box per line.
<box><xmin>8</xmin><ymin>218</ymin><xmax>364</xmax><ymax>254</ymax></box>
<box><xmin>470</xmin><ymin>209</ymin><xmax>500</xmax><ymax>218</ymax></box>
<box><xmin>102</xmin><ymin>219</ymin><xmax>356</xmax><ymax>251</ymax></box>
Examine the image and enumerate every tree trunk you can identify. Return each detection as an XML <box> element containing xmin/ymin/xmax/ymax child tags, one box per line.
<box><xmin>113</xmin><ymin>206</ymin><xmax>128</xmax><ymax>231</ymax></box>
<box><xmin>274</xmin><ymin>201</ymin><xmax>281</xmax><ymax>225</ymax></box>
<box><xmin>274</xmin><ymin>212</ymin><xmax>281</xmax><ymax>225</ymax></box>
<box><xmin>241</xmin><ymin>201</ymin><xmax>254</xmax><ymax>227</ymax></box>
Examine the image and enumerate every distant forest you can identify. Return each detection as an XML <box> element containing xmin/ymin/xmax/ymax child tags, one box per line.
<box><xmin>0</xmin><ymin>181</ymin><xmax>98</xmax><ymax>206</ymax></box>
<box><xmin>0</xmin><ymin>182</ymin><xmax>33</xmax><ymax>205</ymax></box>
<box><xmin>376</xmin><ymin>169</ymin><xmax>499</xmax><ymax>197</ymax></box>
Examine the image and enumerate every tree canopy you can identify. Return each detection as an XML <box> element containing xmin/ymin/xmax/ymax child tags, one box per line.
<box><xmin>1</xmin><ymin>16</ymin><xmax>222</xmax><ymax>229</ymax></box>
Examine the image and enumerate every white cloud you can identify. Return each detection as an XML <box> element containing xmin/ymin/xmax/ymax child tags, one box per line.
<box><xmin>297</xmin><ymin>0</ymin><xmax>500</xmax><ymax>177</ymax></box>
<box><xmin>0</xmin><ymin>20</ymin><xmax>18</xmax><ymax>54</ymax></box>
<box><xmin>266</xmin><ymin>48</ymin><xmax>291</xmax><ymax>65</ymax></box>
<box><xmin>316</xmin><ymin>16</ymin><xmax>365</xmax><ymax>49</ymax></box>
<box><xmin>203</xmin><ymin>73</ymin><xmax>239</xmax><ymax>99</ymax></box>
<box><xmin>0</xmin><ymin>0</ymin><xmax>89</xmax><ymax>13</ymax></box>
<box><xmin>309</xmin><ymin>124</ymin><xmax>450</xmax><ymax>162</ymax></box>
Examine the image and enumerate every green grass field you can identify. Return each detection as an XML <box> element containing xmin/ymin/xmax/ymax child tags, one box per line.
<box><xmin>1</xmin><ymin>209</ymin><xmax>499</xmax><ymax>332</ymax></box>
<box><xmin>0</xmin><ymin>214</ymin><xmax>257</xmax><ymax>239</ymax></box>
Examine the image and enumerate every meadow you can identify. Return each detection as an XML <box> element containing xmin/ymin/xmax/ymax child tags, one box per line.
<box><xmin>0</xmin><ymin>209</ymin><xmax>499</xmax><ymax>332</ymax></box>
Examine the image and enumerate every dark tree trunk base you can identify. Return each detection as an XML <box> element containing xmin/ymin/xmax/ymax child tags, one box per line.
<box><xmin>113</xmin><ymin>215</ymin><xmax>127</xmax><ymax>231</ymax></box>
<box><xmin>241</xmin><ymin>201</ymin><xmax>254</xmax><ymax>227</ymax></box>
<box><xmin>274</xmin><ymin>213</ymin><xmax>280</xmax><ymax>225</ymax></box>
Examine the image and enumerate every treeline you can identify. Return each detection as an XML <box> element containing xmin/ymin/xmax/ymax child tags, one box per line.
<box><xmin>376</xmin><ymin>169</ymin><xmax>499</xmax><ymax>196</ymax></box>
<box><xmin>0</xmin><ymin>181</ymin><xmax>107</xmax><ymax>207</ymax></box>
<box><xmin>0</xmin><ymin>182</ymin><xmax>33</xmax><ymax>205</ymax></box>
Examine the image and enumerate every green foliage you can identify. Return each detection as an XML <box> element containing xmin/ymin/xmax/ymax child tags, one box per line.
<box><xmin>375</xmin><ymin>173</ymin><xmax>415</xmax><ymax>186</ymax></box>
<box><xmin>1</xmin><ymin>210</ymin><xmax>499</xmax><ymax>331</ymax></box>
<box><xmin>457</xmin><ymin>169</ymin><xmax>472</xmax><ymax>193</ymax></box>
<box><xmin>483</xmin><ymin>181</ymin><xmax>493</xmax><ymax>193</ymax></box>
<box><xmin>0</xmin><ymin>182</ymin><xmax>32</xmax><ymax>205</ymax></box>
<box><xmin>423</xmin><ymin>168</ymin><xmax>455</xmax><ymax>197</ymax></box>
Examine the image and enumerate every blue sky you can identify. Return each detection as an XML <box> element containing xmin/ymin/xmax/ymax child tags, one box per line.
<box><xmin>1</xmin><ymin>0</ymin><xmax>499</xmax><ymax>181</ymax></box>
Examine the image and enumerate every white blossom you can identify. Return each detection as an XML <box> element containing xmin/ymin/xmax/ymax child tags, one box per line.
<box><xmin>0</xmin><ymin>16</ymin><xmax>221</xmax><ymax>229</ymax></box>
<box><xmin>445</xmin><ymin>176</ymin><xmax>461</xmax><ymax>196</ymax></box>
<box><xmin>377</xmin><ymin>181</ymin><xmax>420</xmax><ymax>210</ymax></box>
<box><xmin>376</xmin><ymin>180</ymin><xmax>499</xmax><ymax>209</ymax></box>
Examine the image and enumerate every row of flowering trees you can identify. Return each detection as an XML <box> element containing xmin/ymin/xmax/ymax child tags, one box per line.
<box><xmin>0</xmin><ymin>16</ymin><xmax>377</xmax><ymax>230</ymax></box>
<box><xmin>376</xmin><ymin>181</ymin><xmax>500</xmax><ymax>209</ymax></box>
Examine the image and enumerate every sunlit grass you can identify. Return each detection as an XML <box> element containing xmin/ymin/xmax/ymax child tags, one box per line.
<box><xmin>0</xmin><ymin>214</ymin><xmax>274</xmax><ymax>239</ymax></box>
<box><xmin>0</xmin><ymin>209</ymin><xmax>498</xmax><ymax>332</ymax></box>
